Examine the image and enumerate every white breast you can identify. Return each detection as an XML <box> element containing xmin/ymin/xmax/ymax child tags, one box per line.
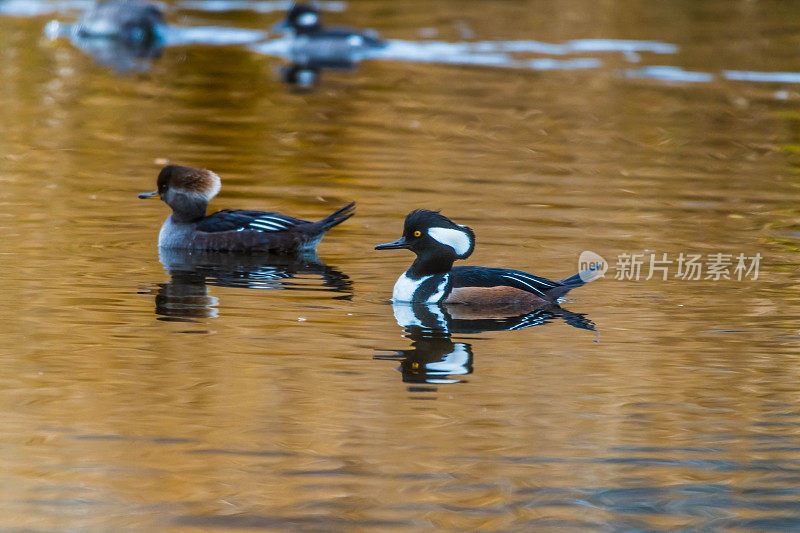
<box><xmin>392</xmin><ymin>271</ymin><xmax>430</xmax><ymax>302</ymax></box>
<box><xmin>391</xmin><ymin>271</ymin><xmax>450</xmax><ymax>303</ymax></box>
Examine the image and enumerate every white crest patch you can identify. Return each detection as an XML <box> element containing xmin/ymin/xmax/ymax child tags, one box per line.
<box><xmin>428</xmin><ymin>227</ymin><xmax>470</xmax><ymax>256</ymax></box>
<box><xmin>346</xmin><ymin>34</ymin><xmax>364</xmax><ymax>47</ymax></box>
<box><xmin>296</xmin><ymin>12</ymin><xmax>318</xmax><ymax>26</ymax></box>
<box><xmin>205</xmin><ymin>171</ymin><xmax>222</xmax><ymax>199</ymax></box>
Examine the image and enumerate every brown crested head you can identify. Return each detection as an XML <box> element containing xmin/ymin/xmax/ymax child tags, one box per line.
<box><xmin>156</xmin><ymin>165</ymin><xmax>221</xmax><ymax>200</ymax></box>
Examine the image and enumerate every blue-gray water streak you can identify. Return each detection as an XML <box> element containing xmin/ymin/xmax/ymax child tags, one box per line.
<box><xmin>467</xmin><ymin>38</ymin><xmax>678</xmax><ymax>56</ymax></box>
<box><xmin>177</xmin><ymin>0</ymin><xmax>345</xmax><ymax>13</ymax></box>
<box><xmin>253</xmin><ymin>37</ymin><xmax>605</xmax><ymax>72</ymax></box>
<box><xmin>162</xmin><ymin>25</ymin><xmax>266</xmax><ymax>46</ymax></box>
<box><xmin>251</xmin><ymin>37</ymin><xmax>681</xmax><ymax>72</ymax></box>
<box><xmin>368</xmin><ymin>40</ymin><xmax>604</xmax><ymax>70</ymax></box>
<box><xmin>624</xmin><ymin>66</ymin><xmax>800</xmax><ymax>85</ymax></box>
<box><xmin>0</xmin><ymin>0</ymin><xmax>96</xmax><ymax>16</ymax></box>
<box><xmin>623</xmin><ymin>65</ymin><xmax>715</xmax><ymax>83</ymax></box>
<box><xmin>0</xmin><ymin>0</ymin><xmax>343</xmax><ymax>16</ymax></box>
<box><xmin>723</xmin><ymin>70</ymin><xmax>800</xmax><ymax>84</ymax></box>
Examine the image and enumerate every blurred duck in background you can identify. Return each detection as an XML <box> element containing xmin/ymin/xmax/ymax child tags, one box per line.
<box><xmin>72</xmin><ymin>0</ymin><xmax>165</xmax><ymax>43</ymax></box>
<box><xmin>273</xmin><ymin>3</ymin><xmax>385</xmax><ymax>67</ymax></box>
<box><xmin>45</xmin><ymin>0</ymin><xmax>166</xmax><ymax>71</ymax></box>
<box><xmin>45</xmin><ymin>0</ymin><xmax>267</xmax><ymax>72</ymax></box>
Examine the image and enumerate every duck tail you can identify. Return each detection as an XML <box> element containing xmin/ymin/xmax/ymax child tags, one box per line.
<box><xmin>317</xmin><ymin>201</ymin><xmax>356</xmax><ymax>231</ymax></box>
<box><xmin>547</xmin><ymin>265</ymin><xmax>604</xmax><ymax>299</ymax></box>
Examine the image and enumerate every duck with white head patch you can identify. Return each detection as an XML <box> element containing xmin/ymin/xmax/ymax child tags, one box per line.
<box><xmin>139</xmin><ymin>165</ymin><xmax>355</xmax><ymax>254</ymax></box>
<box><xmin>273</xmin><ymin>3</ymin><xmax>385</xmax><ymax>66</ymax></box>
<box><xmin>375</xmin><ymin>210</ymin><xmax>602</xmax><ymax>306</ymax></box>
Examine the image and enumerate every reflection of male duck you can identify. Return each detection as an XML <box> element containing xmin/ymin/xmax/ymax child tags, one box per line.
<box><xmin>393</xmin><ymin>302</ymin><xmax>596</xmax><ymax>334</ymax></box>
<box><xmin>279</xmin><ymin>59</ymin><xmax>356</xmax><ymax>90</ymax></box>
<box><xmin>375</xmin><ymin>333</ymin><xmax>473</xmax><ymax>385</ymax></box>
<box><xmin>153</xmin><ymin>248</ymin><xmax>352</xmax><ymax>321</ymax></box>
<box><xmin>376</xmin><ymin>302</ymin><xmax>594</xmax><ymax>384</ymax></box>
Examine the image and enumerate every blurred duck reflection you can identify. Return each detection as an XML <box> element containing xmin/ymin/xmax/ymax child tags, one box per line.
<box><xmin>376</xmin><ymin>303</ymin><xmax>594</xmax><ymax>384</ymax></box>
<box><xmin>152</xmin><ymin>248</ymin><xmax>352</xmax><ymax>321</ymax></box>
<box><xmin>67</xmin><ymin>30</ymin><xmax>165</xmax><ymax>71</ymax></box>
<box><xmin>280</xmin><ymin>59</ymin><xmax>350</xmax><ymax>90</ymax></box>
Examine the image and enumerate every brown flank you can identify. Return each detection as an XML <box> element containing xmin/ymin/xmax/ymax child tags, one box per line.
<box><xmin>445</xmin><ymin>286</ymin><xmax>551</xmax><ymax>307</ymax></box>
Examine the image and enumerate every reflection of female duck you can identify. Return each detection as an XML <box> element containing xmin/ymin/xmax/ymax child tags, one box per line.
<box><xmin>376</xmin><ymin>302</ymin><xmax>595</xmax><ymax>383</ymax></box>
<box><xmin>152</xmin><ymin>248</ymin><xmax>352</xmax><ymax>321</ymax></box>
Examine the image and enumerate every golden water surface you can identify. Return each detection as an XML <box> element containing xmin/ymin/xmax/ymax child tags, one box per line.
<box><xmin>1</xmin><ymin>1</ymin><xmax>799</xmax><ymax>530</ymax></box>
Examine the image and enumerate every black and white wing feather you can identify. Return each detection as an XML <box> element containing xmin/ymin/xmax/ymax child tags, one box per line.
<box><xmin>497</xmin><ymin>270</ymin><xmax>561</xmax><ymax>298</ymax></box>
<box><xmin>196</xmin><ymin>210</ymin><xmax>309</xmax><ymax>234</ymax></box>
<box><xmin>450</xmin><ymin>267</ymin><xmax>562</xmax><ymax>298</ymax></box>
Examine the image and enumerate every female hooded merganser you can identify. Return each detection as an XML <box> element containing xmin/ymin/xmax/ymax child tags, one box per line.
<box><xmin>139</xmin><ymin>165</ymin><xmax>355</xmax><ymax>253</ymax></box>
<box><xmin>375</xmin><ymin>210</ymin><xmax>601</xmax><ymax>305</ymax></box>
<box><xmin>73</xmin><ymin>0</ymin><xmax>165</xmax><ymax>45</ymax></box>
<box><xmin>273</xmin><ymin>3</ymin><xmax>385</xmax><ymax>62</ymax></box>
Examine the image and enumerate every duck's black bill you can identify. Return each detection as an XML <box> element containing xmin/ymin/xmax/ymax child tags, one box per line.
<box><xmin>138</xmin><ymin>190</ymin><xmax>158</xmax><ymax>199</ymax></box>
<box><xmin>375</xmin><ymin>238</ymin><xmax>408</xmax><ymax>250</ymax></box>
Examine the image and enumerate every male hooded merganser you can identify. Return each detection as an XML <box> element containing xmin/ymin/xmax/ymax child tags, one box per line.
<box><xmin>139</xmin><ymin>165</ymin><xmax>355</xmax><ymax>253</ymax></box>
<box><xmin>73</xmin><ymin>0</ymin><xmax>165</xmax><ymax>45</ymax></box>
<box><xmin>273</xmin><ymin>3</ymin><xmax>385</xmax><ymax>63</ymax></box>
<box><xmin>375</xmin><ymin>210</ymin><xmax>601</xmax><ymax>305</ymax></box>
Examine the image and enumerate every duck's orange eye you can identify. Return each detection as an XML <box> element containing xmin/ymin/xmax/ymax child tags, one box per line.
<box><xmin>413</xmin><ymin>230</ymin><xmax>421</xmax><ymax>237</ymax></box>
